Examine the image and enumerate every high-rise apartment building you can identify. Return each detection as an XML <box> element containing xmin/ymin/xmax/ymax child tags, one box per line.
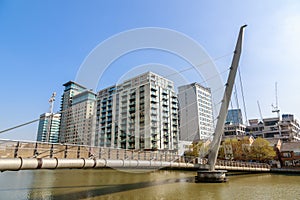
<box><xmin>226</xmin><ymin>109</ymin><xmax>243</xmax><ymax>124</ymax></box>
<box><xmin>178</xmin><ymin>83</ymin><xmax>214</xmax><ymax>141</ymax></box>
<box><xmin>95</xmin><ymin>72</ymin><xmax>179</xmax><ymax>151</ymax></box>
<box><xmin>59</xmin><ymin>81</ymin><xmax>96</xmax><ymax>145</ymax></box>
<box><xmin>36</xmin><ymin>113</ymin><xmax>61</xmax><ymax>143</ymax></box>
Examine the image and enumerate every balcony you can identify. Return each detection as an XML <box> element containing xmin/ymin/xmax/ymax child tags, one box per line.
<box><xmin>120</xmin><ymin>133</ymin><xmax>126</xmax><ymax>138</ymax></box>
<box><xmin>121</xmin><ymin>139</ymin><xmax>126</xmax><ymax>143</ymax></box>
<box><xmin>151</xmin><ymin>91</ymin><xmax>157</xmax><ymax>97</ymax></box>
<box><xmin>151</xmin><ymin>132</ymin><xmax>158</xmax><ymax>136</ymax></box>
<box><xmin>151</xmin><ymin>137</ymin><xmax>158</xmax><ymax>142</ymax></box>
<box><xmin>151</xmin><ymin>111</ymin><xmax>157</xmax><ymax>115</ymax></box>
<box><xmin>151</xmin><ymin>106</ymin><xmax>157</xmax><ymax>110</ymax></box>
<box><xmin>151</xmin><ymin>98</ymin><xmax>157</xmax><ymax>103</ymax></box>
<box><xmin>128</xmin><ymin>132</ymin><xmax>134</xmax><ymax>137</ymax></box>
<box><xmin>128</xmin><ymin>145</ymin><xmax>135</xmax><ymax>149</ymax></box>
<box><xmin>151</xmin><ymin>123</ymin><xmax>158</xmax><ymax>127</ymax></box>
<box><xmin>162</xmin><ymin>96</ymin><xmax>168</xmax><ymax>101</ymax></box>
<box><xmin>163</xmin><ymin>114</ymin><xmax>169</xmax><ymax>118</ymax></box>
<box><xmin>130</xmin><ymin>113</ymin><xmax>135</xmax><ymax>119</ymax></box>
<box><xmin>151</xmin><ymin>117</ymin><xmax>158</xmax><ymax>122</ymax></box>
<box><xmin>171</xmin><ymin>98</ymin><xmax>177</xmax><ymax>103</ymax></box>
<box><xmin>129</xmin><ymin>108</ymin><xmax>135</xmax><ymax>113</ymax></box>
<box><xmin>129</xmin><ymin>138</ymin><xmax>135</xmax><ymax>143</ymax></box>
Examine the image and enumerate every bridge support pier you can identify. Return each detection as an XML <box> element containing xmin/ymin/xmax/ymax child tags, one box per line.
<box><xmin>195</xmin><ymin>170</ymin><xmax>227</xmax><ymax>183</ymax></box>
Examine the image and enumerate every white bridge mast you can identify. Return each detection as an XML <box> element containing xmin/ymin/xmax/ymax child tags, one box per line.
<box><xmin>207</xmin><ymin>25</ymin><xmax>247</xmax><ymax>171</ymax></box>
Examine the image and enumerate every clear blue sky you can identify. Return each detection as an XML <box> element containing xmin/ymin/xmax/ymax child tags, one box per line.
<box><xmin>1</xmin><ymin>0</ymin><xmax>300</xmax><ymax>141</ymax></box>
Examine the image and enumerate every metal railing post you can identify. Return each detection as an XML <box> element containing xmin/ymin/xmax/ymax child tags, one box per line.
<box><xmin>14</xmin><ymin>142</ymin><xmax>19</xmax><ymax>158</ymax></box>
<box><xmin>77</xmin><ymin>146</ymin><xmax>80</xmax><ymax>158</ymax></box>
<box><xmin>64</xmin><ymin>145</ymin><xmax>68</xmax><ymax>158</ymax></box>
<box><xmin>50</xmin><ymin>144</ymin><xmax>54</xmax><ymax>158</ymax></box>
<box><xmin>33</xmin><ymin>142</ymin><xmax>38</xmax><ymax>157</ymax></box>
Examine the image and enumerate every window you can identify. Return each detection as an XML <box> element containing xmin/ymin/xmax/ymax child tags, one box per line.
<box><xmin>294</xmin><ymin>151</ymin><xmax>300</xmax><ymax>157</ymax></box>
<box><xmin>282</xmin><ymin>152</ymin><xmax>291</xmax><ymax>158</ymax></box>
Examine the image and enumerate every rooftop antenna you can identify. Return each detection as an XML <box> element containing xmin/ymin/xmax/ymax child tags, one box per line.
<box><xmin>271</xmin><ymin>82</ymin><xmax>280</xmax><ymax>119</ymax></box>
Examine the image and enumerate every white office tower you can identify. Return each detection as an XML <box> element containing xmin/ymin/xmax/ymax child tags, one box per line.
<box><xmin>95</xmin><ymin>72</ymin><xmax>179</xmax><ymax>151</ymax></box>
<box><xmin>178</xmin><ymin>83</ymin><xmax>214</xmax><ymax>141</ymax></box>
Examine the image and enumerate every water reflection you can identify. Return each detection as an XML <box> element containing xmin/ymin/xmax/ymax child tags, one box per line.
<box><xmin>0</xmin><ymin>169</ymin><xmax>299</xmax><ymax>200</ymax></box>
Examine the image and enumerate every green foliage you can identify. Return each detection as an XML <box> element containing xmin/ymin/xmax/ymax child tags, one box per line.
<box><xmin>249</xmin><ymin>137</ymin><xmax>276</xmax><ymax>162</ymax></box>
<box><xmin>218</xmin><ymin>137</ymin><xmax>276</xmax><ymax>162</ymax></box>
<box><xmin>184</xmin><ymin>141</ymin><xmax>208</xmax><ymax>157</ymax></box>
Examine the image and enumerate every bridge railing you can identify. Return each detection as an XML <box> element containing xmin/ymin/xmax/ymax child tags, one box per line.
<box><xmin>0</xmin><ymin>139</ymin><xmax>182</xmax><ymax>162</ymax></box>
<box><xmin>216</xmin><ymin>160</ymin><xmax>271</xmax><ymax>169</ymax></box>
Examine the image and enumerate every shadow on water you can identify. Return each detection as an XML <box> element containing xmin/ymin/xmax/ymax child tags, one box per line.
<box><xmin>49</xmin><ymin>176</ymin><xmax>195</xmax><ymax>200</ymax></box>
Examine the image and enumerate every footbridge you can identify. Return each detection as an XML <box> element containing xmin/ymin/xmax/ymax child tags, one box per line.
<box><xmin>0</xmin><ymin>139</ymin><xmax>270</xmax><ymax>172</ymax></box>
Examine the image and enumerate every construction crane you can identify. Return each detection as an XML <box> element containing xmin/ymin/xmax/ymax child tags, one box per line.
<box><xmin>257</xmin><ymin>100</ymin><xmax>263</xmax><ymax>122</ymax></box>
<box><xmin>271</xmin><ymin>82</ymin><xmax>281</xmax><ymax>137</ymax></box>
<box><xmin>271</xmin><ymin>82</ymin><xmax>280</xmax><ymax>119</ymax></box>
<box><xmin>46</xmin><ymin>92</ymin><xmax>56</xmax><ymax>142</ymax></box>
<box><xmin>49</xmin><ymin>92</ymin><xmax>56</xmax><ymax>114</ymax></box>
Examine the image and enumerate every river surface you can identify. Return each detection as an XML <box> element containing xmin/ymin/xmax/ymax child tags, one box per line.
<box><xmin>0</xmin><ymin>169</ymin><xmax>299</xmax><ymax>200</ymax></box>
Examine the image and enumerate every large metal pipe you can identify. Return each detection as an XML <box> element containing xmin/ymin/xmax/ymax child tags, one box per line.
<box><xmin>0</xmin><ymin>158</ymin><xmax>269</xmax><ymax>172</ymax></box>
<box><xmin>0</xmin><ymin>158</ymin><xmax>197</xmax><ymax>171</ymax></box>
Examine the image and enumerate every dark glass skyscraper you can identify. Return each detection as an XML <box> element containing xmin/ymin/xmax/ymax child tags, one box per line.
<box><xmin>226</xmin><ymin>109</ymin><xmax>243</xmax><ymax>124</ymax></box>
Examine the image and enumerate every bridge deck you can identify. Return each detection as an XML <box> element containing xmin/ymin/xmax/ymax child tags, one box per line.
<box><xmin>0</xmin><ymin>140</ymin><xmax>270</xmax><ymax>172</ymax></box>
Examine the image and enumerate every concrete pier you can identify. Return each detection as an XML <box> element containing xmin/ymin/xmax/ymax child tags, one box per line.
<box><xmin>195</xmin><ymin>170</ymin><xmax>227</xmax><ymax>183</ymax></box>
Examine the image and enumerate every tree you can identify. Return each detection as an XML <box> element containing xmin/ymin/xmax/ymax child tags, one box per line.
<box><xmin>218</xmin><ymin>137</ymin><xmax>275</xmax><ymax>162</ymax></box>
<box><xmin>184</xmin><ymin>141</ymin><xmax>209</xmax><ymax>157</ymax></box>
<box><xmin>219</xmin><ymin>137</ymin><xmax>250</xmax><ymax>160</ymax></box>
<box><xmin>249</xmin><ymin>137</ymin><xmax>276</xmax><ymax>162</ymax></box>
